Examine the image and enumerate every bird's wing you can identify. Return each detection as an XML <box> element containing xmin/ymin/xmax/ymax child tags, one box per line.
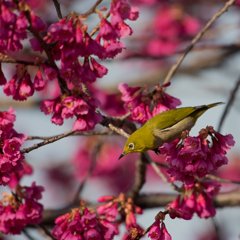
<box><xmin>145</xmin><ymin>107</ymin><xmax>197</xmax><ymax>131</ymax></box>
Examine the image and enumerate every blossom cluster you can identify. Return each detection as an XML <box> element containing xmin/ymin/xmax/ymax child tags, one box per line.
<box><xmin>2</xmin><ymin>65</ymin><xmax>46</xmax><ymax>101</ymax></box>
<box><xmin>0</xmin><ymin>182</ymin><xmax>44</xmax><ymax>234</ymax></box>
<box><xmin>30</xmin><ymin>0</ymin><xmax>139</xmax><ymax>87</ymax></box>
<box><xmin>167</xmin><ymin>180</ymin><xmax>221</xmax><ymax>219</ymax></box>
<box><xmin>0</xmin><ymin>1</ymin><xmax>45</xmax><ymax>53</ymax></box>
<box><xmin>52</xmin><ymin>201</ymin><xmax>118</xmax><ymax>240</ymax></box>
<box><xmin>97</xmin><ymin>193</ymin><xmax>143</xmax><ymax>235</ymax></box>
<box><xmin>40</xmin><ymin>89</ymin><xmax>103</xmax><ymax>131</ymax></box>
<box><xmin>118</xmin><ymin>82</ymin><xmax>181</xmax><ymax>124</ymax></box>
<box><xmin>160</xmin><ymin>126</ymin><xmax>235</xmax><ymax>185</ymax></box>
<box><xmin>0</xmin><ymin>107</ymin><xmax>27</xmax><ymax>186</ymax></box>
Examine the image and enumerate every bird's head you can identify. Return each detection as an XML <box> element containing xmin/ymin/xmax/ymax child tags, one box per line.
<box><xmin>118</xmin><ymin>133</ymin><xmax>145</xmax><ymax>160</ymax></box>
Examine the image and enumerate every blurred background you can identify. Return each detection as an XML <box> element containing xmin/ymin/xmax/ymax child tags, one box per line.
<box><xmin>0</xmin><ymin>0</ymin><xmax>240</xmax><ymax>239</ymax></box>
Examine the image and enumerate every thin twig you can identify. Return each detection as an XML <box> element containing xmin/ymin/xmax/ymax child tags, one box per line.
<box><xmin>89</xmin><ymin>10</ymin><xmax>110</xmax><ymax>37</ymax></box>
<box><xmin>108</xmin><ymin>123</ymin><xmax>130</xmax><ymax>138</ymax></box>
<box><xmin>36</xmin><ymin>223</ymin><xmax>56</xmax><ymax>240</ymax></box>
<box><xmin>21</xmin><ymin>130</ymin><xmax>75</xmax><ymax>154</ymax></box>
<box><xmin>52</xmin><ymin>0</ymin><xmax>62</xmax><ymax>20</ymax></box>
<box><xmin>211</xmin><ymin>217</ymin><xmax>224</xmax><ymax>240</ymax></box>
<box><xmin>206</xmin><ymin>174</ymin><xmax>240</xmax><ymax>185</ymax></box>
<box><xmin>163</xmin><ymin>0</ymin><xmax>238</xmax><ymax>85</ymax></box>
<box><xmin>81</xmin><ymin>0</ymin><xmax>103</xmax><ymax>18</ymax></box>
<box><xmin>27</xmin><ymin>129</ymin><xmax>116</xmax><ymax>140</ymax></box>
<box><xmin>144</xmin><ymin>153</ymin><xmax>181</xmax><ymax>192</ymax></box>
<box><xmin>22</xmin><ymin>228</ymin><xmax>35</xmax><ymax>240</ymax></box>
<box><xmin>73</xmin><ymin>141</ymin><xmax>103</xmax><ymax>202</ymax></box>
<box><xmin>217</xmin><ymin>76</ymin><xmax>240</xmax><ymax>132</ymax></box>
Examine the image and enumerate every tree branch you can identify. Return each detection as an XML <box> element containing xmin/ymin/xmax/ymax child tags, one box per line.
<box><xmin>52</xmin><ymin>0</ymin><xmax>62</xmax><ymax>20</ymax></box>
<box><xmin>163</xmin><ymin>0</ymin><xmax>238</xmax><ymax>85</ymax></box>
<box><xmin>217</xmin><ymin>76</ymin><xmax>240</xmax><ymax>132</ymax></box>
<box><xmin>21</xmin><ymin>130</ymin><xmax>75</xmax><ymax>154</ymax></box>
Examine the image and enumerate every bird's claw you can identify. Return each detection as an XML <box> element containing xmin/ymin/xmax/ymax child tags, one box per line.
<box><xmin>153</xmin><ymin>148</ymin><xmax>161</xmax><ymax>155</ymax></box>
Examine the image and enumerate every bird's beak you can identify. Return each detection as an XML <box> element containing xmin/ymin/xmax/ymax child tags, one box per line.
<box><xmin>118</xmin><ymin>152</ymin><xmax>126</xmax><ymax>160</ymax></box>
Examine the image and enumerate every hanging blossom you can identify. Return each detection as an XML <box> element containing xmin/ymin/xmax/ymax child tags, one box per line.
<box><xmin>97</xmin><ymin>193</ymin><xmax>143</xmax><ymax>236</ymax></box>
<box><xmin>52</xmin><ymin>201</ymin><xmax>118</xmax><ymax>240</ymax></box>
<box><xmin>95</xmin><ymin>0</ymin><xmax>139</xmax><ymax>59</ymax></box>
<box><xmin>3</xmin><ymin>65</ymin><xmax>46</xmax><ymax>101</ymax></box>
<box><xmin>160</xmin><ymin>126</ymin><xmax>235</xmax><ymax>185</ymax></box>
<box><xmin>166</xmin><ymin>180</ymin><xmax>221</xmax><ymax>219</ymax></box>
<box><xmin>0</xmin><ymin>107</ymin><xmax>27</xmax><ymax>186</ymax></box>
<box><xmin>118</xmin><ymin>82</ymin><xmax>181</xmax><ymax>124</ymax></box>
<box><xmin>148</xmin><ymin>212</ymin><xmax>172</xmax><ymax>240</ymax></box>
<box><xmin>0</xmin><ymin>182</ymin><xmax>44</xmax><ymax>235</ymax></box>
<box><xmin>0</xmin><ymin>2</ymin><xmax>46</xmax><ymax>53</ymax></box>
<box><xmin>40</xmin><ymin>87</ymin><xmax>103</xmax><ymax>131</ymax></box>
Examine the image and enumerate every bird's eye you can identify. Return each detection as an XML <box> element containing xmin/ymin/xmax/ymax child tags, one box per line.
<box><xmin>128</xmin><ymin>143</ymin><xmax>134</xmax><ymax>150</ymax></box>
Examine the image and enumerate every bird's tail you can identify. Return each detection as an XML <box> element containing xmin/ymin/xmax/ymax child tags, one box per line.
<box><xmin>206</xmin><ymin>102</ymin><xmax>224</xmax><ymax>109</ymax></box>
<box><xmin>193</xmin><ymin>102</ymin><xmax>224</xmax><ymax>119</ymax></box>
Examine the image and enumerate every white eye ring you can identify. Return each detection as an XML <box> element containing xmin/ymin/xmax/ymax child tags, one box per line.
<box><xmin>128</xmin><ymin>143</ymin><xmax>134</xmax><ymax>150</ymax></box>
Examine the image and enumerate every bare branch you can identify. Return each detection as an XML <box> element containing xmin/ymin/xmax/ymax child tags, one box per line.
<box><xmin>21</xmin><ymin>130</ymin><xmax>75</xmax><ymax>154</ymax></box>
<box><xmin>206</xmin><ymin>174</ymin><xmax>240</xmax><ymax>185</ymax></box>
<box><xmin>144</xmin><ymin>153</ymin><xmax>181</xmax><ymax>192</ymax></box>
<box><xmin>217</xmin><ymin>76</ymin><xmax>240</xmax><ymax>132</ymax></box>
<box><xmin>52</xmin><ymin>0</ymin><xmax>62</xmax><ymax>20</ymax></box>
<box><xmin>27</xmin><ymin>129</ymin><xmax>116</xmax><ymax>140</ymax></box>
<box><xmin>163</xmin><ymin>0</ymin><xmax>238</xmax><ymax>85</ymax></box>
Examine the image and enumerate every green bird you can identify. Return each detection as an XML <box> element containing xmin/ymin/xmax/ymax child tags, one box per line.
<box><xmin>119</xmin><ymin>102</ymin><xmax>223</xmax><ymax>159</ymax></box>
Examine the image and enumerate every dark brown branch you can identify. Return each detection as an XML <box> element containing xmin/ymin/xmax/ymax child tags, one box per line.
<box><xmin>217</xmin><ymin>76</ymin><xmax>240</xmax><ymax>132</ymax></box>
<box><xmin>52</xmin><ymin>0</ymin><xmax>62</xmax><ymax>20</ymax></box>
<box><xmin>127</xmin><ymin>154</ymin><xmax>147</xmax><ymax>200</ymax></box>
<box><xmin>21</xmin><ymin>130</ymin><xmax>75</xmax><ymax>154</ymax></box>
<box><xmin>24</xmin><ymin>10</ymin><xmax>70</xmax><ymax>95</ymax></box>
<box><xmin>40</xmin><ymin>189</ymin><xmax>240</xmax><ymax>226</ymax></box>
<box><xmin>163</xmin><ymin>0</ymin><xmax>238</xmax><ymax>85</ymax></box>
<box><xmin>36</xmin><ymin>223</ymin><xmax>56</xmax><ymax>240</ymax></box>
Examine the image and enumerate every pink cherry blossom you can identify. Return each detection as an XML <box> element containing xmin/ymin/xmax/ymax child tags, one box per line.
<box><xmin>167</xmin><ymin>180</ymin><xmax>221</xmax><ymax>220</ymax></box>
<box><xmin>33</xmin><ymin>69</ymin><xmax>45</xmax><ymax>91</ymax></box>
<box><xmin>160</xmin><ymin>127</ymin><xmax>235</xmax><ymax>185</ymax></box>
<box><xmin>52</xmin><ymin>202</ymin><xmax>118</xmax><ymax>240</ymax></box>
<box><xmin>0</xmin><ymin>182</ymin><xmax>44</xmax><ymax>234</ymax></box>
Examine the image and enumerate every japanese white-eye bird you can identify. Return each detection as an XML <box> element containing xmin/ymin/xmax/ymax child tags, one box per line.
<box><xmin>119</xmin><ymin>102</ymin><xmax>223</xmax><ymax>159</ymax></box>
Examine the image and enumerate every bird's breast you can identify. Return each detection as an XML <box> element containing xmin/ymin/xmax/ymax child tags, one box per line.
<box><xmin>152</xmin><ymin>116</ymin><xmax>196</xmax><ymax>148</ymax></box>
